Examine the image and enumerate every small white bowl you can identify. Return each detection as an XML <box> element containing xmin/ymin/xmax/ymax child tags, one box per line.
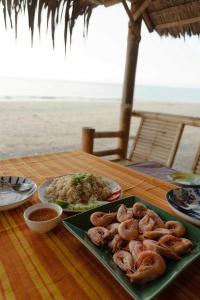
<box><xmin>24</xmin><ymin>203</ymin><xmax>62</xmax><ymax>233</ymax></box>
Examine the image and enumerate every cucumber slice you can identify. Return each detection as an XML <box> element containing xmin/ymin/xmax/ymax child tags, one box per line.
<box><xmin>53</xmin><ymin>199</ymin><xmax>107</xmax><ymax>211</ymax></box>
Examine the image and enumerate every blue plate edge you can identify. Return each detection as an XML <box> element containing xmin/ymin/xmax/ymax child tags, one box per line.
<box><xmin>166</xmin><ymin>188</ymin><xmax>200</xmax><ymax>222</ymax></box>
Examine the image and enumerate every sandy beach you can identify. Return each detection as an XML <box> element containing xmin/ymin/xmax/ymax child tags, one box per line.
<box><xmin>0</xmin><ymin>100</ymin><xmax>199</xmax><ymax>172</ymax></box>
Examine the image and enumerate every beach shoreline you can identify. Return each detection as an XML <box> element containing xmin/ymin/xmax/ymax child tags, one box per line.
<box><xmin>0</xmin><ymin>100</ymin><xmax>199</xmax><ymax>172</ymax></box>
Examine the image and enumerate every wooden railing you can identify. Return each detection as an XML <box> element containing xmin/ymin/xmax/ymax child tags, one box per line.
<box><xmin>82</xmin><ymin>127</ymin><xmax>123</xmax><ymax>157</ymax></box>
<box><xmin>82</xmin><ymin>110</ymin><xmax>200</xmax><ymax>161</ymax></box>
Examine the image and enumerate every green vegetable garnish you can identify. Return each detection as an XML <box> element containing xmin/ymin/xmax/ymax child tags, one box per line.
<box><xmin>72</xmin><ymin>173</ymin><xmax>94</xmax><ymax>186</ymax></box>
<box><xmin>53</xmin><ymin>199</ymin><xmax>68</xmax><ymax>208</ymax></box>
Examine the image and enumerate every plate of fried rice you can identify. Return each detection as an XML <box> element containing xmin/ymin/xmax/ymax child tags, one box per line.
<box><xmin>38</xmin><ymin>173</ymin><xmax>121</xmax><ymax>212</ymax></box>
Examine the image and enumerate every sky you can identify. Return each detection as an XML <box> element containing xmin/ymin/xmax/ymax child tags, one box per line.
<box><xmin>0</xmin><ymin>4</ymin><xmax>200</xmax><ymax>88</ymax></box>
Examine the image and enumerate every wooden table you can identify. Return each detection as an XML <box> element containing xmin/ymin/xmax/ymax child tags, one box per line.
<box><xmin>0</xmin><ymin>151</ymin><xmax>199</xmax><ymax>300</ymax></box>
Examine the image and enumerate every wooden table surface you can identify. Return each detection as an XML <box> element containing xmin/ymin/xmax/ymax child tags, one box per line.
<box><xmin>0</xmin><ymin>151</ymin><xmax>199</xmax><ymax>300</ymax></box>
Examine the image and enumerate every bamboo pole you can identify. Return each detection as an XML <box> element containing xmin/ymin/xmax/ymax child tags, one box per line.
<box><xmin>118</xmin><ymin>2</ymin><xmax>142</xmax><ymax>159</ymax></box>
<box><xmin>133</xmin><ymin>0</ymin><xmax>153</xmax><ymax>21</ymax></box>
<box><xmin>82</xmin><ymin>127</ymin><xmax>95</xmax><ymax>154</ymax></box>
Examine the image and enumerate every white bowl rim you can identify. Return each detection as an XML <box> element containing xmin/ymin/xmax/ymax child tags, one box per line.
<box><xmin>24</xmin><ymin>203</ymin><xmax>62</xmax><ymax>224</ymax></box>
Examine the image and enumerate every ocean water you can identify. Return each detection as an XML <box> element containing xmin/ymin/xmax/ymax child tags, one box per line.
<box><xmin>0</xmin><ymin>77</ymin><xmax>200</xmax><ymax>103</ymax></box>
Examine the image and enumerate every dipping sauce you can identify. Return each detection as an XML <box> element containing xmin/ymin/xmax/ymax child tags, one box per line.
<box><xmin>29</xmin><ymin>208</ymin><xmax>58</xmax><ymax>221</ymax></box>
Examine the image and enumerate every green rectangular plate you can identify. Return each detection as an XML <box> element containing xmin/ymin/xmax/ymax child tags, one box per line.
<box><xmin>62</xmin><ymin>196</ymin><xmax>200</xmax><ymax>300</ymax></box>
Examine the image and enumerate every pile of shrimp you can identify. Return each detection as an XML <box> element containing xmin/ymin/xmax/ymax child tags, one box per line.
<box><xmin>87</xmin><ymin>202</ymin><xmax>193</xmax><ymax>284</ymax></box>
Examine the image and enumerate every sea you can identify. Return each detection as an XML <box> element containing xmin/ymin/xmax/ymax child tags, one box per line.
<box><xmin>0</xmin><ymin>77</ymin><xmax>200</xmax><ymax>103</ymax></box>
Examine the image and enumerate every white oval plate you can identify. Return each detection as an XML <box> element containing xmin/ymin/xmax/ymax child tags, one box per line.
<box><xmin>38</xmin><ymin>175</ymin><xmax>122</xmax><ymax>212</ymax></box>
<box><xmin>0</xmin><ymin>176</ymin><xmax>37</xmax><ymax>211</ymax></box>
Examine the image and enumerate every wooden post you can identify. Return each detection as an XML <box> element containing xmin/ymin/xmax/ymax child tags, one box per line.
<box><xmin>82</xmin><ymin>127</ymin><xmax>95</xmax><ymax>154</ymax></box>
<box><xmin>118</xmin><ymin>2</ymin><xmax>142</xmax><ymax>159</ymax></box>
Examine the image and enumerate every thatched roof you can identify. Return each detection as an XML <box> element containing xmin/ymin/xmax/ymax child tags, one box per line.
<box><xmin>145</xmin><ymin>0</ymin><xmax>200</xmax><ymax>37</ymax></box>
<box><xmin>116</xmin><ymin>0</ymin><xmax>200</xmax><ymax>38</ymax></box>
<box><xmin>1</xmin><ymin>0</ymin><xmax>200</xmax><ymax>46</ymax></box>
<box><xmin>0</xmin><ymin>0</ymin><xmax>96</xmax><ymax>47</ymax></box>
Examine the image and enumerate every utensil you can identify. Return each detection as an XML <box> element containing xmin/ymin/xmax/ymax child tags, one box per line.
<box><xmin>0</xmin><ymin>180</ymin><xmax>34</xmax><ymax>192</ymax></box>
<box><xmin>62</xmin><ymin>196</ymin><xmax>200</xmax><ymax>300</ymax></box>
<box><xmin>0</xmin><ymin>176</ymin><xmax>37</xmax><ymax>211</ymax></box>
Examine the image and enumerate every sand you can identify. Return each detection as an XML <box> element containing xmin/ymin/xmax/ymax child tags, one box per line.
<box><xmin>0</xmin><ymin>100</ymin><xmax>199</xmax><ymax>172</ymax></box>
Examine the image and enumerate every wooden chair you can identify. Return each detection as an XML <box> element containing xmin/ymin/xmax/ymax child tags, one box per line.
<box><xmin>193</xmin><ymin>146</ymin><xmax>200</xmax><ymax>175</ymax></box>
<box><xmin>82</xmin><ymin>111</ymin><xmax>200</xmax><ymax>168</ymax></box>
<box><xmin>127</xmin><ymin>112</ymin><xmax>184</xmax><ymax>167</ymax></box>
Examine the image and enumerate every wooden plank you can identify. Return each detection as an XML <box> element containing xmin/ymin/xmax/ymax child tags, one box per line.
<box><xmin>135</xmin><ymin>141</ymin><xmax>172</xmax><ymax>153</ymax></box>
<box><xmin>134</xmin><ymin>148</ymin><xmax>173</xmax><ymax>164</ymax></box>
<box><xmin>140</xmin><ymin>125</ymin><xmax>179</xmax><ymax>135</ymax></box>
<box><xmin>82</xmin><ymin>127</ymin><xmax>95</xmax><ymax>154</ymax></box>
<box><xmin>132</xmin><ymin>111</ymin><xmax>200</xmax><ymax>126</ymax></box>
<box><xmin>156</xmin><ymin>16</ymin><xmax>200</xmax><ymax>31</ymax></box>
<box><xmin>94</xmin><ymin>131</ymin><xmax>122</xmax><ymax>138</ymax></box>
<box><xmin>133</xmin><ymin>0</ymin><xmax>153</xmax><ymax>21</ymax></box>
<box><xmin>138</xmin><ymin>135</ymin><xmax>177</xmax><ymax>145</ymax></box>
<box><xmin>192</xmin><ymin>146</ymin><xmax>200</xmax><ymax>173</ymax></box>
<box><xmin>143</xmin><ymin>11</ymin><xmax>154</xmax><ymax>32</ymax></box>
<box><xmin>128</xmin><ymin>117</ymin><xmax>144</xmax><ymax>160</ymax></box>
<box><xmin>138</xmin><ymin>129</ymin><xmax>177</xmax><ymax>140</ymax></box>
<box><xmin>142</xmin><ymin>118</ymin><xmax>179</xmax><ymax>128</ymax></box>
<box><xmin>93</xmin><ymin>148</ymin><xmax>121</xmax><ymax>157</ymax></box>
<box><xmin>134</xmin><ymin>144</ymin><xmax>171</xmax><ymax>156</ymax></box>
<box><xmin>138</xmin><ymin>124</ymin><xmax>178</xmax><ymax>139</ymax></box>
<box><xmin>167</xmin><ymin>124</ymin><xmax>184</xmax><ymax>167</ymax></box>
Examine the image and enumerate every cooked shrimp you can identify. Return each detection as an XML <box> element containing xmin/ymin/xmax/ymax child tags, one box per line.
<box><xmin>90</xmin><ymin>211</ymin><xmax>116</xmax><ymax>227</ymax></box>
<box><xmin>132</xmin><ymin>203</ymin><xmax>147</xmax><ymax>219</ymax></box>
<box><xmin>139</xmin><ymin>210</ymin><xmax>165</xmax><ymax>233</ymax></box>
<box><xmin>148</xmin><ymin>210</ymin><xmax>165</xmax><ymax>228</ymax></box>
<box><xmin>144</xmin><ymin>228</ymin><xmax>171</xmax><ymax>240</ymax></box>
<box><xmin>139</xmin><ymin>213</ymin><xmax>155</xmax><ymax>233</ymax></box>
<box><xmin>128</xmin><ymin>240</ymin><xmax>144</xmax><ymax>261</ymax></box>
<box><xmin>118</xmin><ymin>219</ymin><xmax>139</xmax><ymax>241</ymax></box>
<box><xmin>165</xmin><ymin>221</ymin><xmax>186</xmax><ymax>237</ymax></box>
<box><xmin>107</xmin><ymin>223</ymin><xmax>120</xmax><ymax>238</ymax></box>
<box><xmin>143</xmin><ymin>239</ymin><xmax>180</xmax><ymax>260</ymax></box>
<box><xmin>109</xmin><ymin>234</ymin><xmax>125</xmax><ymax>253</ymax></box>
<box><xmin>117</xmin><ymin>204</ymin><xmax>133</xmax><ymax>223</ymax></box>
<box><xmin>138</xmin><ymin>234</ymin><xmax>144</xmax><ymax>241</ymax></box>
<box><xmin>88</xmin><ymin>227</ymin><xmax>110</xmax><ymax>246</ymax></box>
<box><xmin>127</xmin><ymin>250</ymin><xmax>166</xmax><ymax>283</ymax></box>
<box><xmin>159</xmin><ymin>235</ymin><xmax>193</xmax><ymax>256</ymax></box>
<box><xmin>113</xmin><ymin>250</ymin><xmax>135</xmax><ymax>272</ymax></box>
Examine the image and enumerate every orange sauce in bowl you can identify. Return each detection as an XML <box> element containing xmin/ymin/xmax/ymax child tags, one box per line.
<box><xmin>29</xmin><ymin>208</ymin><xmax>58</xmax><ymax>221</ymax></box>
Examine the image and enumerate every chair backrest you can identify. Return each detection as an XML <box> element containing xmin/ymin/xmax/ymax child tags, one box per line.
<box><xmin>193</xmin><ymin>146</ymin><xmax>200</xmax><ymax>175</ymax></box>
<box><xmin>82</xmin><ymin>111</ymin><xmax>200</xmax><ymax>169</ymax></box>
<box><xmin>129</xmin><ymin>112</ymin><xmax>185</xmax><ymax>167</ymax></box>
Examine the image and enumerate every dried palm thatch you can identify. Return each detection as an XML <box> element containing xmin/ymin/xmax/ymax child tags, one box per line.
<box><xmin>1</xmin><ymin>0</ymin><xmax>200</xmax><ymax>47</ymax></box>
<box><xmin>145</xmin><ymin>0</ymin><xmax>200</xmax><ymax>37</ymax></box>
<box><xmin>0</xmin><ymin>0</ymin><xmax>97</xmax><ymax>48</ymax></box>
